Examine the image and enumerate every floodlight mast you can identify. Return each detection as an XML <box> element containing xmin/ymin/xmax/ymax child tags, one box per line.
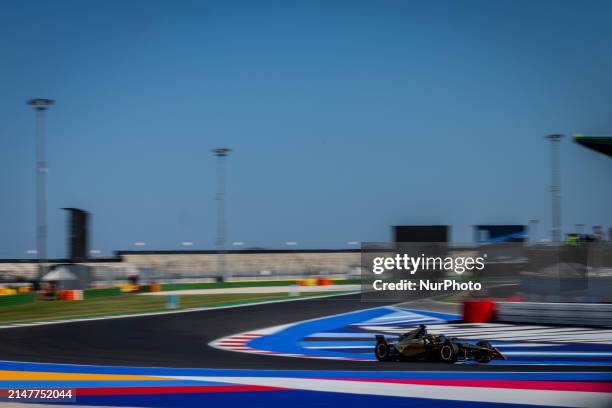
<box><xmin>546</xmin><ymin>134</ymin><xmax>564</xmax><ymax>243</ymax></box>
<box><xmin>27</xmin><ymin>98</ymin><xmax>54</xmax><ymax>283</ymax></box>
<box><xmin>212</xmin><ymin>148</ymin><xmax>231</xmax><ymax>278</ymax></box>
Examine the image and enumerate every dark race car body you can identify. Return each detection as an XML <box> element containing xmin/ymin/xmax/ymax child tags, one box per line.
<box><xmin>374</xmin><ymin>325</ymin><xmax>506</xmax><ymax>363</ymax></box>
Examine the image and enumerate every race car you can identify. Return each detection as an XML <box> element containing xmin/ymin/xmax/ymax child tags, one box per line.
<box><xmin>374</xmin><ymin>324</ymin><xmax>506</xmax><ymax>363</ymax></box>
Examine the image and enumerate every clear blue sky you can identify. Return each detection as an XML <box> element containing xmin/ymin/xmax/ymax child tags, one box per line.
<box><xmin>1</xmin><ymin>0</ymin><xmax>611</xmax><ymax>258</ymax></box>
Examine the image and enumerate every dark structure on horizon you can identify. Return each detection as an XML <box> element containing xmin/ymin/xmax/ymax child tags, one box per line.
<box><xmin>62</xmin><ymin>208</ymin><xmax>89</xmax><ymax>262</ymax></box>
<box><xmin>393</xmin><ymin>225</ymin><xmax>449</xmax><ymax>243</ymax></box>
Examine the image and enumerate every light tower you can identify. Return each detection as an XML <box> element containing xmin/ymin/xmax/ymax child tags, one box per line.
<box><xmin>212</xmin><ymin>148</ymin><xmax>231</xmax><ymax>278</ymax></box>
<box><xmin>27</xmin><ymin>98</ymin><xmax>54</xmax><ymax>282</ymax></box>
<box><xmin>546</xmin><ymin>134</ymin><xmax>564</xmax><ymax>243</ymax></box>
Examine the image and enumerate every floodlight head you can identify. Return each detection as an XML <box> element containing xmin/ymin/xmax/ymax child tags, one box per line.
<box><xmin>27</xmin><ymin>98</ymin><xmax>54</xmax><ymax>110</ymax></box>
<box><xmin>212</xmin><ymin>148</ymin><xmax>231</xmax><ymax>157</ymax></box>
<box><xmin>546</xmin><ymin>134</ymin><xmax>564</xmax><ymax>141</ymax></box>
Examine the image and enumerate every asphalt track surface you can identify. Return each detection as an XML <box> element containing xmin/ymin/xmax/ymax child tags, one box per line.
<box><xmin>0</xmin><ymin>293</ymin><xmax>609</xmax><ymax>372</ymax></box>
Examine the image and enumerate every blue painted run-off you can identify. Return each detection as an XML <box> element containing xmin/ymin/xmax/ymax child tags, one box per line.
<box><xmin>245</xmin><ymin>306</ymin><xmax>612</xmax><ymax>365</ymax></box>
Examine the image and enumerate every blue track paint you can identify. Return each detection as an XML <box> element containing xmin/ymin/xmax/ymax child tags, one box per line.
<box><xmin>67</xmin><ymin>390</ymin><xmax>550</xmax><ymax>408</ymax></box>
<box><xmin>240</xmin><ymin>306</ymin><xmax>612</xmax><ymax>365</ymax></box>
<box><xmin>247</xmin><ymin>307</ymin><xmax>393</xmax><ymax>358</ymax></box>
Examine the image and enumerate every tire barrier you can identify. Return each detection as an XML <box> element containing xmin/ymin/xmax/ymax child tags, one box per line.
<box><xmin>298</xmin><ymin>278</ymin><xmax>318</xmax><ymax>286</ymax></box>
<box><xmin>60</xmin><ymin>290</ymin><xmax>83</xmax><ymax>301</ymax></box>
<box><xmin>317</xmin><ymin>278</ymin><xmax>333</xmax><ymax>286</ymax></box>
<box><xmin>496</xmin><ymin>301</ymin><xmax>612</xmax><ymax>326</ymax></box>
<box><xmin>148</xmin><ymin>283</ymin><xmax>161</xmax><ymax>292</ymax></box>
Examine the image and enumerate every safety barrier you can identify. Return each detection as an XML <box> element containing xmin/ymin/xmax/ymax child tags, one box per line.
<box><xmin>118</xmin><ymin>283</ymin><xmax>140</xmax><ymax>293</ymax></box>
<box><xmin>60</xmin><ymin>290</ymin><xmax>83</xmax><ymax>301</ymax></box>
<box><xmin>317</xmin><ymin>278</ymin><xmax>333</xmax><ymax>285</ymax></box>
<box><xmin>298</xmin><ymin>278</ymin><xmax>318</xmax><ymax>286</ymax></box>
<box><xmin>462</xmin><ymin>298</ymin><xmax>495</xmax><ymax>323</ymax></box>
<box><xmin>495</xmin><ymin>301</ymin><xmax>612</xmax><ymax>326</ymax></box>
<box><xmin>148</xmin><ymin>283</ymin><xmax>161</xmax><ymax>292</ymax></box>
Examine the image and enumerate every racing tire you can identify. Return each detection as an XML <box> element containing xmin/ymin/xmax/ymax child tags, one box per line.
<box><xmin>375</xmin><ymin>342</ymin><xmax>391</xmax><ymax>362</ymax></box>
<box><xmin>439</xmin><ymin>342</ymin><xmax>459</xmax><ymax>363</ymax></box>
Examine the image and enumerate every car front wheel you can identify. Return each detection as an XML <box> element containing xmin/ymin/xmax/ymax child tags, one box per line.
<box><xmin>439</xmin><ymin>343</ymin><xmax>458</xmax><ymax>363</ymax></box>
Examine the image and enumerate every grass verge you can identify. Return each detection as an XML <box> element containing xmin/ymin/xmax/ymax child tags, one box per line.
<box><xmin>157</xmin><ymin>278</ymin><xmax>361</xmax><ymax>291</ymax></box>
<box><xmin>0</xmin><ymin>291</ymin><xmax>354</xmax><ymax>326</ymax></box>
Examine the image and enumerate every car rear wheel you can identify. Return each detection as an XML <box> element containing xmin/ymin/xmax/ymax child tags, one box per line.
<box><xmin>375</xmin><ymin>342</ymin><xmax>391</xmax><ymax>361</ymax></box>
<box><xmin>439</xmin><ymin>343</ymin><xmax>458</xmax><ymax>363</ymax></box>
